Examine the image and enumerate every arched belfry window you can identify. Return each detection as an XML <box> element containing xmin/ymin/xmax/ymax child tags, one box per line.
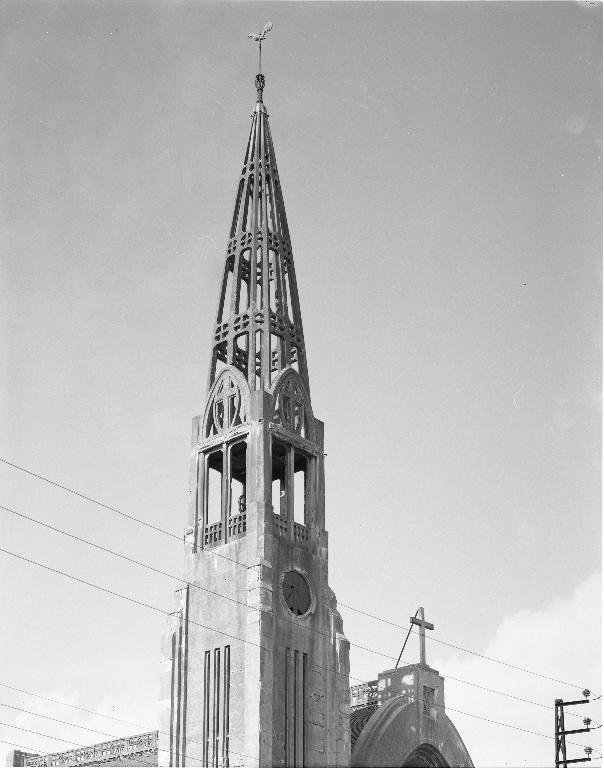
<box><xmin>201</xmin><ymin>439</ymin><xmax>248</xmax><ymax>547</ymax></box>
<box><xmin>272</xmin><ymin>373</ymin><xmax>312</xmax><ymax>440</ymax></box>
<box><xmin>205</xmin><ymin>370</ymin><xmax>247</xmax><ymax>438</ymax></box>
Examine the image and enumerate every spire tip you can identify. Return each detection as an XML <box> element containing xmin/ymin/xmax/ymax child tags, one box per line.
<box><xmin>248</xmin><ymin>22</ymin><xmax>273</xmax><ymax>101</ymax></box>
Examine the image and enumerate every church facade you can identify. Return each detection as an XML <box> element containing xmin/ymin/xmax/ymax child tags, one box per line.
<box><xmin>7</xmin><ymin>72</ymin><xmax>474</xmax><ymax>768</ymax></box>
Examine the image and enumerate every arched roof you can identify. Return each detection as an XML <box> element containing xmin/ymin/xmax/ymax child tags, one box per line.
<box><xmin>351</xmin><ymin>695</ymin><xmax>474</xmax><ymax>768</ymax></box>
<box><xmin>351</xmin><ymin>703</ymin><xmax>378</xmax><ymax>749</ymax></box>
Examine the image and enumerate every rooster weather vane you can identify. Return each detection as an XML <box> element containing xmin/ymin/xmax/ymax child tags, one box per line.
<box><xmin>248</xmin><ymin>22</ymin><xmax>273</xmax><ymax>96</ymax></box>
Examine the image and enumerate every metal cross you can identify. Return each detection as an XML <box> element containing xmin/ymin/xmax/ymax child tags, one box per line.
<box><xmin>410</xmin><ymin>606</ymin><xmax>434</xmax><ymax>666</ymax></box>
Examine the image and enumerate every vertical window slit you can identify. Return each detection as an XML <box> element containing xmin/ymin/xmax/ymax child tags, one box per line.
<box><xmin>213</xmin><ymin>648</ymin><xmax>220</xmax><ymax>767</ymax></box>
<box><xmin>234</xmin><ymin>333</ymin><xmax>248</xmax><ymax>378</ymax></box>
<box><xmin>293</xmin><ymin>451</ymin><xmax>308</xmax><ymax>526</ymax></box>
<box><xmin>203</xmin><ymin>651</ymin><xmax>210</xmax><ymax>766</ymax></box>
<box><xmin>303</xmin><ymin>653</ymin><xmax>308</xmax><ymax>767</ymax></box>
<box><xmin>238</xmin><ymin>249</ymin><xmax>251</xmax><ymax>312</ymax></box>
<box><xmin>206</xmin><ymin>450</ymin><xmax>223</xmax><ymax>525</ymax></box>
<box><xmin>230</xmin><ymin>180</ymin><xmax>244</xmax><ymax>238</ymax></box>
<box><xmin>255</xmin><ymin>330</ymin><xmax>262</xmax><ymax>390</ymax></box>
<box><xmin>284</xmin><ymin>647</ymin><xmax>289</xmax><ymax>768</ymax></box>
<box><xmin>170</xmin><ymin>633</ymin><xmax>176</xmax><ymax>763</ymax></box>
<box><xmin>229</xmin><ymin>442</ymin><xmax>247</xmax><ymax>519</ymax></box>
<box><xmin>175</xmin><ymin>623</ymin><xmax>182</xmax><ymax>767</ymax></box>
<box><xmin>223</xmin><ymin>646</ymin><xmax>230</xmax><ymax>767</ymax></box>
<box><xmin>271</xmin><ymin>439</ymin><xmax>287</xmax><ymax>517</ymax></box>
<box><xmin>219</xmin><ymin>262</ymin><xmax>234</xmax><ymax>324</ymax></box>
<box><xmin>283</xmin><ymin>262</ymin><xmax>294</xmax><ymax>320</ymax></box>
<box><xmin>293</xmin><ymin>650</ymin><xmax>298</xmax><ymax>768</ymax></box>
<box><xmin>269</xmin><ymin>250</ymin><xmax>278</xmax><ymax>312</ymax></box>
<box><xmin>243</xmin><ymin>176</ymin><xmax>254</xmax><ymax>232</ymax></box>
<box><xmin>256</xmin><ymin>247</ymin><xmax>264</xmax><ymax>307</ymax></box>
<box><xmin>270</xmin><ymin>333</ymin><xmax>283</xmax><ymax>384</ymax></box>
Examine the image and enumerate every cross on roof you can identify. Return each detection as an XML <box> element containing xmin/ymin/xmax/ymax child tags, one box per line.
<box><xmin>410</xmin><ymin>606</ymin><xmax>434</xmax><ymax>666</ymax></box>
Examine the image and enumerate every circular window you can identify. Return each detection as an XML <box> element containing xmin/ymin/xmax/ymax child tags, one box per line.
<box><xmin>281</xmin><ymin>570</ymin><xmax>312</xmax><ymax>616</ymax></box>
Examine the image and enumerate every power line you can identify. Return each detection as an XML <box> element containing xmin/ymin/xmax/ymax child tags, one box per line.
<box><xmin>339</xmin><ymin>601</ymin><xmax>588</xmax><ymax>689</ymax></box>
<box><xmin>2</xmin><ymin>546</ymin><xmax>601</xmax><ymax>754</ymax></box>
<box><xmin>1</xmin><ymin>689</ymin><xmax>598</xmax><ymax>762</ymax></box>
<box><xmin>0</xmin><ymin>458</ymin><xmax>249</xmax><ymax>571</ymax></box>
<box><xmin>0</xmin><ymin>740</ymin><xmax>60</xmax><ymax>759</ymax></box>
<box><xmin>1</xmin><ymin>456</ymin><xmax>593</xmax><ymax>692</ymax></box>
<box><xmin>0</xmin><ymin>682</ymin><xmax>149</xmax><ymax>732</ymax></box>
<box><xmin>0</xmin><ymin>702</ymin><xmax>121</xmax><ymax>741</ymax></box>
<box><xmin>2</xmin><ymin>503</ymin><xmax>595</xmax><ymax>720</ymax></box>
<box><xmin>0</xmin><ymin>704</ymin><xmax>252</xmax><ymax>765</ymax></box>
<box><xmin>0</xmin><ymin>720</ymin><xmax>80</xmax><ymax>749</ymax></box>
<box><xmin>0</xmin><ymin>546</ymin><xmax>265</xmax><ymax>652</ymax></box>
<box><xmin>0</xmin><ymin>459</ymin><xmax>180</xmax><ymax>541</ymax></box>
<box><xmin>0</xmin><ymin>718</ymin><xmax>203</xmax><ymax>765</ymax></box>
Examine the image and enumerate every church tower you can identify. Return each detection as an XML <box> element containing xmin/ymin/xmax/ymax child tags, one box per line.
<box><xmin>158</xmin><ymin>70</ymin><xmax>351</xmax><ymax>768</ymax></box>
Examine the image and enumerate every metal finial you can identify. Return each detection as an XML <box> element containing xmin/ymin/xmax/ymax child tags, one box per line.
<box><xmin>248</xmin><ymin>22</ymin><xmax>273</xmax><ymax>99</ymax></box>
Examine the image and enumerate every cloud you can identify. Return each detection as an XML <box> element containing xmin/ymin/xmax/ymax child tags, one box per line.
<box><xmin>432</xmin><ymin>572</ymin><xmax>602</xmax><ymax>767</ymax></box>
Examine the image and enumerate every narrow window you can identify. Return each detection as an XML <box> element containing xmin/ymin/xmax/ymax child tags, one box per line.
<box><xmin>230</xmin><ymin>441</ymin><xmax>247</xmax><ymax>517</ymax></box>
<box><xmin>282</xmin><ymin>260</ymin><xmax>293</xmax><ymax>320</ymax></box>
<box><xmin>290</xmin><ymin>344</ymin><xmax>299</xmax><ymax>373</ymax></box>
<box><xmin>293</xmin><ymin>650</ymin><xmax>298</xmax><ymax>765</ymax></box>
<box><xmin>271</xmin><ymin>333</ymin><xmax>283</xmax><ymax>384</ymax></box>
<box><xmin>302</xmin><ymin>653</ymin><xmax>307</xmax><ymax>766</ymax></box>
<box><xmin>266</xmin><ymin>176</ymin><xmax>276</xmax><ymax>232</ymax></box>
<box><xmin>293</xmin><ymin>451</ymin><xmax>307</xmax><ymax>526</ymax></box>
<box><xmin>210</xmin><ymin>342</ymin><xmax>228</xmax><ymax>387</ymax></box>
<box><xmin>255</xmin><ymin>330</ymin><xmax>262</xmax><ymax>390</ymax></box>
<box><xmin>294</xmin><ymin>401</ymin><xmax>304</xmax><ymax>437</ymax></box>
<box><xmin>282</xmin><ymin>392</ymin><xmax>292</xmax><ymax>429</ymax></box>
<box><xmin>256</xmin><ymin>247</ymin><xmax>264</xmax><ymax>307</ymax></box>
<box><xmin>230</xmin><ymin>179</ymin><xmax>244</xmax><ymax>238</ymax></box>
<box><xmin>219</xmin><ymin>263</ymin><xmax>234</xmax><ymax>324</ymax></box>
<box><xmin>423</xmin><ymin>686</ymin><xmax>435</xmax><ymax>715</ymax></box>
<box><xmin>203</xmin><ymin>651</ymin><xmax>211</xmax><ymax>765</ymax></box>
<box><xmin>243</xmin><ymin>176</ymin><xmax>254</xmax><ymax>232</ymax></box>
<box><xmin>222</xmin><ymin>646</ymin><xmax>230</xmax><ymax>766</ymax></box>
<box><xmin>284</xmin><ymin>647</ymin><xmax>289</xmax><ymax>767</ymax></box>
<box><xmin>234</xmin><ymin>333</ymin><xmax>248</xmax><ymax>378</ymax></box>
<box><xmin>207</xmin><ymin>450</ymin><xmax>223</xmax><ymax>524</ymax></box>
<box><xmin>272</xmin><ymin>439</ymin><xmax>287</xmax><ymax>517</ymax></box>
<box><xmin>269</xmin><ymin>249</ymin><xmax>279</xmax><ymax>312</ymax></box>
<box><xmin>213</xmin><ymin>648</ymin><xmax>220</xmax><ymax>767</ymax></box>
<box><xmin>238</xmin><ymin>249</ymin><xmax>251</xmax><ymax>312</ymax></box>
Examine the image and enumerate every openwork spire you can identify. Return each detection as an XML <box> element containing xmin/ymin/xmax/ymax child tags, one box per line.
<box><xmin>208</xmin><ymin>78</ymin><xmax>310</xmax><ymax>396</ymax></box>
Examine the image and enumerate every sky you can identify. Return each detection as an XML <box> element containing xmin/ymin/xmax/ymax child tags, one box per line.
<box><xmin>0</xmin><ymin>1</ymin><xmax>601</xmax><ymax>766</ymax></box>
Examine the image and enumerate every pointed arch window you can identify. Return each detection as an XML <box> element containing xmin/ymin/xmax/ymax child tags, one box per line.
<box><xmin>206</xmin><ymin>372</ymin><xmax>245</xmax><ymax>438</ymax></box>
<box><xmin>273</xmin><ymin>377</ymin><xmax>308</xmax><ymax>439</ymax></box>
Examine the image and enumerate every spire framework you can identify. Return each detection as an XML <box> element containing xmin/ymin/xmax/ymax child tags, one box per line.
<box><xmin>208</xmin><ymin>85</ymin><xmax>310</xmax><ymax>396</ymax></box>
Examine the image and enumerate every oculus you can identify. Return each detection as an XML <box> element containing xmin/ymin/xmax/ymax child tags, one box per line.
<box><xmin>281</xmin><ymin>570</ymin><xmax>312</xmax><ymax>616</ymax></box>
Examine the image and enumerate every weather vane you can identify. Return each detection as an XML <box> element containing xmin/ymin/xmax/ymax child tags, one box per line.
<box><xmin>248</xmin><ymin>21</ymin><xmax>273</xmax><ymax>79</ymax></box>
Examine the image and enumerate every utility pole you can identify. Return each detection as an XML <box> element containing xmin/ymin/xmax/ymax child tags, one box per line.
<box><xmin>555</xmin><ymin>690</ymin><xmax>595</xmax><ymax>767</ymax></box>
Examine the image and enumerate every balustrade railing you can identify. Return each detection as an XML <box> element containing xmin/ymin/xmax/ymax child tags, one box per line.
<box><xmin>293</xmin><ymin>521</ymin><xmax>309</xmax><ymax>543</ymax></box>
<box><xmin>272</xmin><ymin>515</ymin><xmax>310</xmax><ymax>545</ymax></box>
<box><xmin>350</xmin><ymin>681</ymin><xmax>378</xmax><ymax>709</ymax></box>
<box><xmin>228</xmin><ymin>512</ymin><xmax>246</xmax><ymax>538</ymax></box>
<box><xmin>24</xmin><ymin>731</ymin><xmax>158</xmax><ymax>767</ymax></box>
<box><xmin>204</xmin><ymin>521</ymin><xmax>222</xmax><ymax>546</ymax></box>
<box><xmin>273</xmin><ymin>513</ymin><xmax>288</xmax><ymax>536</ymax></box>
